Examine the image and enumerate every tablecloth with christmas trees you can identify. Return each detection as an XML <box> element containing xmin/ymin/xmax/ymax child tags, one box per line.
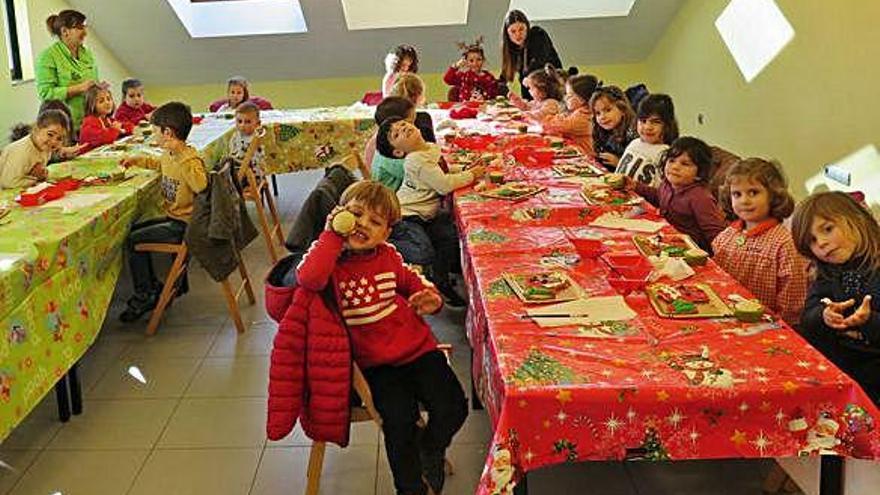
<box><xmin>0</xmin><ymin>160</ymin><xmax>159</xmax><ymax>441</ymax></box>
<box><xmin>446</xmin><ymin>138</ymin><xmax>880</xmax><ymax>495</ymax></box>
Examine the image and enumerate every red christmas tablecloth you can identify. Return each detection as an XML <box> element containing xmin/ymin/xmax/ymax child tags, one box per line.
<box><xmin>445</xmin><ymin>133</ymin><xmax>880</xmax><ymax>495</ymax></box>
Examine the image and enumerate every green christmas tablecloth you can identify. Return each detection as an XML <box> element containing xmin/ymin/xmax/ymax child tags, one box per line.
<box><xmin>0</xmin><ymin>160</ymin><xmax>159</xmax><ymax>441</ymax></box>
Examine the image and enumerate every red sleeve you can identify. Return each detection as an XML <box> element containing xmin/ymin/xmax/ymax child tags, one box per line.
<box><xmin>295</xmin><ymin>230</ymin><xmax>344</xmax><ymax>291</ymax></box>
<box><xmin>113</xmin><ymin>104</ymin><xmax>133</xmax><ymax>124</ymax></box>
<box><xmin>208</xmin><ymin>98</ymin><xmax>225</xmax><ymax>112</ymax></box>
<box><xmin>388</xmin><ymin>246</ymin><xmax>440</xmax><ymax>303</ymax></box>
<box><xmin>690</xmin><ymin>189</ymin><xmax>727</xmax><ymax>245</ymax></box>
<box><xmin>118</xmin><ymin>119</ymin><xmax>135</xmax><ymax>135</ymax></box>
<box><xmin>478</xmin><ymin>71</ymin><xmax>498</xmax><ymax>98</ymax></box>
<box><xmin>634</xmin><ymin>181</ymin><xmax>660</xmax><ymax>207</ymax></box>
<box><xmin>443</xmin><ymin>66</ymin><xmax>462</xmax><ymax>86</ymax></box>
<box><xmin>776</xmin><ymin>237</ymin><xmax>809</xmax><ymax>326</ymax></box>
<box><xmin>251</xmin><ymin>96</ymin><xmax>274</xmax><ymax>110</ymax></box>
<box><xmin>143</xmin><ymin>102</ymin><xmax>156</xmax><ymax>114</ymax></box>
<box><xmin>78</xmin><ymin>116</ymin><xmax>122</xmax><ymax>150</ymax></box>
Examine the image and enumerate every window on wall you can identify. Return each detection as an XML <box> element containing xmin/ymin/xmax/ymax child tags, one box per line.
<box><xmin>340</xmin><ymin>0</ymin><xmax>469</xmax><ymax>30</ymax></box>
<box><xmin>166</xmin><ymin>0</ymin><xmax>308</xmax><ymax>38</ymax></box>
<box><xmin>507</xmin><ymin>0</ymin><xmax>635</xmax><ymax>21</ymax></box>
<box><xmin>2</xmin><ymin>0</ymin><xmax>35</xmax><ymax>82</ymax></box>
<box><xmin>715</xmin><ymin>0</ymin><xmax>794</xmax><ymax>82</ymax></box>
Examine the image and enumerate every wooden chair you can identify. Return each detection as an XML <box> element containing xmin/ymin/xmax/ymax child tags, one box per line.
<box><xmin>134</xmin><ymin>241</ymin><xmax>255</xmax><ymax>336</ymax></box>
<box><xmin>238</xmin><ymin>127</ymin><xmax>285</xmax><ymax>263</ymax></box>
<box><xmin>305</xmin><ymin>344</ymin><xmax>454</xmax><ymax>495</ymax></box>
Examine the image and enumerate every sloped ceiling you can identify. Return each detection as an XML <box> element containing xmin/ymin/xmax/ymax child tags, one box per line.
<box><xmin>66</xmin><ymin>0</ymin><xmax>683</xmax><ymax>85</ymax></box>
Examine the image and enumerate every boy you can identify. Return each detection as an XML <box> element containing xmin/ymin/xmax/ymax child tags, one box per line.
<box><xmin>227</xmin><ymin>101</ymin><xmax>266</xmax><ymax>185</ymax></box>
<box><xmin>296</xmin><ymin>181</ymin><xmax>468</xmax><ymax>495</ymax></box>
<box><xmin>368</xmin><ymin>96</ymin><xmax>416</xmax><ymax>191</ymax></box>
<box><xmin>119</xmin><ymin>102</ymin><xmax>207</xmax><ymax>321</ymax></box>
<box><xmin>114</xmin><ymin>78</ymin><xmax>156</xmax><ymax>127</ymax></box>
<box><xmin>376</xmin><ymin>117</ymin><xmax>485</xmax><ymax>307</ymax></box>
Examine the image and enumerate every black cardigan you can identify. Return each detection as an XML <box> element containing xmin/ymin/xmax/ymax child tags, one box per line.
<box><xmin>801</xmin><ymin>259</ymin><xmax>880</xmax><ymax>347</ymax></box>
<box><xmin>514</xmin><ymin>26</ymin><xmax>562</xmax><ymax>99</ymax></box>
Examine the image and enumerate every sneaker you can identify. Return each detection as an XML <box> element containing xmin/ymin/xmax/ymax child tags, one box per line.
<box><xmin>119</xmin><ymin>292</ymin><xmax>158</xmax><ymax>322</ymax></box>
<box><xmin>435</xmin><ymin>282</ymin><xmax>466</xmax><ymax>308</ymax></box>
<box><xmin>420</xmin><ymin>447</ymin><xmax>446</xmax><ymax>494</ymax></box>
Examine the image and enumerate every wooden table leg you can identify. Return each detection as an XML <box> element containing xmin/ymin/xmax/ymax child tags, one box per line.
<box><xmin>68</xmin><ymin>363</ymin><xmax>83</xmax><ymax>415</ymax></box>
<box><xmin>55</xmin><ymin>374</ymin><xmax>71</xmax><ymax>422</ymax></box>
<box><xmin>819</xmin><ymin>456</ymin><xmax>843</xmax><ymax>495</ymax></box>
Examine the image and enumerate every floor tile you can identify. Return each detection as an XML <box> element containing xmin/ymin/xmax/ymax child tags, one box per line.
<box><xmin>185</xmin><ymin>356</ymin><xmax>270</xmax><ymax>398</ymax></box>
<box><xmin>0</xmin><ymin>397</ymin><xmax>62</xmax><ymax>450</ymax></box>
<box><xmin>8</xmin><ymin>449</ymin><xmax>148</xmax><ymax>495</ymax></box>
<box><xmin>272</xmin><ymin>421</ymin><xmax>380</xmax><ymax>448</ymax></box>
<box><xmin>158</xmin><ymin>397</ymin><xmax>266</xmax><ymax>448</ymax></box>
<box><xmin>128</xmin><ymin>448</ymin><xmax>261</xmax><ymax>495</ymax></box>
<box><xmin>121</xmin><ymin>332</ymin><xmax>217</xmax><ymax>359</ymax></box>
<box><xmin>0</xmin><ymin>449</ymin><xmax>40</xmax><ymax>494</ymax></box>
<box><xmin>455</xmin><ymin>408</ymin><xmax>493</xmax><ymax>445</ymax></box>
<box><xmin>208</xmin><ymin>322</ymin><xmax>276</xmax><ymax>357</ymax></box>
<box><xmin>376</xmin><ymin>441</ymin><xmax>488</xmax><ymax>495</ymax></box>
<box><xmin>87</xmin><ymin>356</ymin><xmax>201</xmax><ymax>399</ymax></box>
<box><xmin>253</xmin><ymin>445</ymin><xmax>377</xmax><ymax>495</ymax></box>
<box><xmin>46</xmin><ymin>399</ymin><xmax>177</xmax><ymax>450</ymax></box>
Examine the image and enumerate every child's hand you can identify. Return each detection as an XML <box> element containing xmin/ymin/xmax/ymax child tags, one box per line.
<box><xmin>112</xmin><ymin>121</ymin><xmax>124</xmax><ymax>131</ymax></box>
<box><xmin>598</xmin><ymin>152</ymin><xmax>620</xmax><ymax>167</ymax></box>
<box><xmin>30</xmin><ymin>163</ymin><xmax>49</xmax><ymax>180</ymax></box>
<box><xmin>409</xmin><ymin>289</ymin><xmax>442</xmax><ymax>315</ymax></box>
<box><xmin>469</xmin><ymin>165</ymin><xmax>486</xmax><ymax>180</ymax></box>
<box><xmin>60</xmin><ymin>143</ymin><xmax>88</xmax><ymax>158</ymax></box>
<box><xmin>822</xmin><ymin>298</ymin><xmax>856</xmax><ymax>330</ymax></box>
<box><xmin>144</xmin><ymin>111</ymin><xmax>154</xmax><ymax>121</ymax></box>
<box><xmin>843</xmin><ymin>295</ymin><xmax>873</xmax><ymax>327</ymax></box>
<box><xmin>454</xmin><ymin>58</ymin><xmax>467</xmax><ymax>70</ymax></box>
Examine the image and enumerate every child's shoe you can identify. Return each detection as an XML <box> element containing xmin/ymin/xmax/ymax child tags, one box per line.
<box><xmin>420</xmin><ymin>447</ymin><xmax>447</xmax><ymax>494</ymax></box>
<box><xmin>119</xmin><ymin>292</ymin><xmax>159</xmax><ymax>322</ymax></box>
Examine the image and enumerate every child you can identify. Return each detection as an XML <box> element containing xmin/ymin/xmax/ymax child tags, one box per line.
<box><xmin>615</xmin><ymin>94</ymin><xmax>679</xmax><ymax>187</ymax></box>
<box><xmin>508</xmin><ymin>65</ymin><xmax>563</xmax><ymax>121</ymax></box>
<box><xmin>366</xmin><ymin>96</ymin><xmax>416</xmax><ymax>191</ymax></box>
<box><xmin>389</xmin><ymin>73</ymin><xmax>436</xmax><ymax>144</ymax></box>
<box><xmin>114</xmin><ymin>78</ymin><xmax>156</xmax><ymax>127</ymax></box>
<box><xmin>541</xmin><ymin>73</ymin><xmax>599</xmax><ymax>155</ymax></box>
<box><xmin>591</xmin><ymin>85</ymin><xmax>638</xmax><ymax>170</ymax></box>
<box><xmin>9</xmin><ymin>100</ymin><xmax>86</xmax><ymax>161</ymax></box>
<box><xmin>296</xmin><ymin>180</ymin><xmax>468</xmax><ymax>495</ymax></box>
<box><xmin>209</xmin><ymin>76</ymin><xmax>273</xmax><ymax>113</ymax></box>
<box><xmin>712</xmin><ymin>159</ymin><xmax>809</xmax><ymax>326</ymax></box>
<box><xmin>377</xmin><ymin>116</ymin><xmax>485</xmax><ymax>306</ymax></box>
<box><xmin>792</xmin><ymin>191</ymin><xmax>880</xmax><ymax>403</ymax></box>
<box><xmin>443</xmin><ymin>37</ymin><xmax>498</xmax><ymax>102</ymax></box>
<box><xmin>227</xmin><ymin>101</ymin><xmax>266</xmax><ymax>185</ymax></box>
<box><xmin>629</xmin><ymin>136</ymin><xmax>727</xmax><ymax>252</ymax></box>
<box><xmin>383</xmin><ymin>44</ymin><xmax>419</xmax><ymax>97</ymax></box>
<box><xmin>78</xmin><ymin>85</ymin><xmax>134</xmax><ymax>153</ymax></box>
<box><xmin>0</xmin><ymin>109</ymin><xmax>68</xmax><ymax>189</ymax></box>
<box><xmin>119</xmin><ymin>102</ymin><xmax>208</xmax><ymax>321</ymax></box>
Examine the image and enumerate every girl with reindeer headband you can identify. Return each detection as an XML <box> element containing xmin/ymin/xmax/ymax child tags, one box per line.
<box><xmin>443</xmin><ymin>37</ymin><xmax>500</xmax><ymax>102</ymax></box>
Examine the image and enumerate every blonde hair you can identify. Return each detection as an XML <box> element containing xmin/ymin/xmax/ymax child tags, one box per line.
<box><xmin>718</xmin><ymin>158</ymin><xmax>795</xmax><ymax>221</ymax></box>
<box><xmin>339</xmin><ymin>180</ymin><xmax>401</xmax><ymax>226</ymax></box>
<box><xmin>389</xmin><ymin>73</ymin><xmax>425</xmax><ymax>105</ymax></box>
<box><xmin>791</xmin><ymin>191</ymin><xmax>880</xmax><ymax>272</ymax></box>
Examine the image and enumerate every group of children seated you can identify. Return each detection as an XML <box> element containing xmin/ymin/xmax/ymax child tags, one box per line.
<box><xmin>2</xmin><ymin>38</ymin><xmax>879</xmax><ymax>495</ymax></box>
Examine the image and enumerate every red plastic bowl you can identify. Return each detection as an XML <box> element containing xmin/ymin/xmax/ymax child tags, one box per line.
<box><xmin>607</xmin><ymin>274</ymin><xmax>648</xmax><ymax>295</ymax></box>
<box><xmin>571</xmin><ymin>238</ymin><xmax>606</xmax><ymax>259</ymax></box>
<box><xmin>512</xmin><ymin>147</ymin><xmax>554</xmax><ymax>167</ymax></box>
<box><xmin>603</xmin><ymin>253</ymin><xmax>653</xmax><ymax>279</ymax></box>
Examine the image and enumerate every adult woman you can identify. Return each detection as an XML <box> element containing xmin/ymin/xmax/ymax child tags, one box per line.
<box><xmin>35</xmin><ymin>9</ymin><xmax>101</xmax><ymax>133</ymax></box>
<box><xmin>500</xmin><ymin>10</ymin><xmax>562</xmax><ymax>99</ymax></box>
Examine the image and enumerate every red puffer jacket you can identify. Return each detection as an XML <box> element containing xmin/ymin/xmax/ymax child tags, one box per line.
<box><xmin>265</xmin><ymin>255</ymin><xmax>353</xmax><ymax>447</ymax></box>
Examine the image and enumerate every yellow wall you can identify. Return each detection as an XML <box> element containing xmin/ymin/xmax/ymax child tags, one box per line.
<box><xmin>148</xmin><ymin>63</ymin><xmax>648</xmax><ymax>113</ymax></box>
<box><xmin>644</xmin><ymin>0</ymin><xmax>880</xmax><ymax>200</ymax></box>
<box><xmin>0</xmin><ymin>0</ymin><xmax>130</xmax><ymax>139</ymax></box>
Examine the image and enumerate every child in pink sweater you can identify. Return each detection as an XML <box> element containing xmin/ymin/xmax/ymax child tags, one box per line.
<box><xmin>508</xmin><ymin>65</ymin><xmax>563</xmax><ymax>121</ymax></box>
<box><xmin>542</xmin><ymin>74</ymin><xmax>599</xmax><ymax>155</ymax></box>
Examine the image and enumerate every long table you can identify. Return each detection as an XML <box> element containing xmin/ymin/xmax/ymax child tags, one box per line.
<box><xmin>443</xmin><ymin>129</ymin><xmax>880</xmax><ymax>494</ymax></box>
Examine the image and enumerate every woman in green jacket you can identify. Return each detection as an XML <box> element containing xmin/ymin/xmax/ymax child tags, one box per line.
<box><xmin>35</xmin><ymin>9</ymin><xmax>101</xmax><ymax>133</ymax></box>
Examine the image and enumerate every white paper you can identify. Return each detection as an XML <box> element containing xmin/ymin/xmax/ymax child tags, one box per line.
<box><xmin>527</xmin><ymin>296</ymin><xmax>637</xmax><ymax>328</ymax></box>
<box><xmin>40</xmin><ymin>193</ymin><xmax>113</xmax><ymax>213</ymax></box>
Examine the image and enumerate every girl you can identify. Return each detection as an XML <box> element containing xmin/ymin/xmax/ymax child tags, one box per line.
<box><xmin>541</xmin><ymin>73</ymin><xmax>599</xmax><ymax>155</ymax></box>
<box><xmin>629</xmin><ymin>136</ymin><xmax>727</xmax><ymax>252</ymax></box>
<box><xmin>508</xmin><ymin>65</ymin><xmax>563</xmax><ymax>121</ymax></box>
<box><xmin>208</xmin><ymin>76</ymin><xmax>274</xmax><ymax>112</ymax></box>
<box><xmin>500</xmin><ymin>9</ymin><xmax>562</xmax><ymax>99</ymax></box>
<box><xmin>712</xmin><ymin>159</ymin><xmax>809</xmax><ymax>326</ymax></box>
<box><xmin>382</xmin><ymin>44</ymin><xmax>419</xmax><ymax>97</ymax></box>
<box><xmin>78</xmin><ymin>86</ymin><xmax>134</xmax><ymax>153</ymax></box>
<box><xmin>443</xmin><ymin>37</ymin><xmax>499</xmax><ymax>102</ymax></box>
<box><xmin>591</xmin><ymin>85</ymin><xmax>638</xmax><ymax>170</ymax></box>
<box><xmin>616</xmin><ymin>94</ymin><xmax>679</xmax><ymax>187</ymax></box>
<box><xmin>0</xmin><ymin>109</ymin><xmax>68</xmax><ymax>189</ymax></box>
<box><xmin>792</xmin><ymin>191</ymin><xmax>880</xmax><ymax>403</ymax></box>
<box><xmin>389</xmin><ymin>73</ymin><xmax>436</xmax><ymax>144</ymax></box>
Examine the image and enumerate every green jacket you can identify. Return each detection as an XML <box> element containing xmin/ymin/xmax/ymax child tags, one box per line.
<box><xmin>371</xmin><ymin>153</ymin><xmax>405</xmax><ymax>192</ymax></box>
<box><xmin>35</xmin><ymin>41</ymin><xmax>99</xmax><ymax>132</ymax></box>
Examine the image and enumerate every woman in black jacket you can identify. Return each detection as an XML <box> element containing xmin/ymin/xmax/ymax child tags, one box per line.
<box><xmin>500</xmin><ymin>10</ymin><xmax>563</xmax><ymax>99</ymax></box>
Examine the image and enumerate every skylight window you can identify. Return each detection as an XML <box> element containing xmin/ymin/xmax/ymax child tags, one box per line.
<box><xmin>507</xmin><ymin>0</ymin><xmax>635</xmax><ymax>21</ymax></box>
<box><xmin>715</xmin><ymin>0</ymin><xmax>794</xmax><ymax>83</ymax></box>
<box><xmin>340</xmin><ymin>0</ymin><xmax>469</xmax><ymax>31</ymax></box>
<box><xmin>166</xmin><ymin>0</ymin><xmax>307</xmax><ymax>38</ymax></box>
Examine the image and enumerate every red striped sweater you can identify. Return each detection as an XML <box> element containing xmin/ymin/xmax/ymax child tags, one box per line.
<box><xmin>296</xmin><ymin>231</ymin><xmax>440</xmax><ymax>369</ymax></box>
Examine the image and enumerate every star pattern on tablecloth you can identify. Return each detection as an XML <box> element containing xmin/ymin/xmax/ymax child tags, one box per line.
<box><xmin>730</xmin><ymin>429</ymin><xmax>747</xmax><ymax>446</ymax></box>
<box><xmin>752</xmin><ymin>430</ymin><xmax>771</xmax><ymax>455</ymax></box>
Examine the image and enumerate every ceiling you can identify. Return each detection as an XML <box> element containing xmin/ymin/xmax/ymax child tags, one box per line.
<box><xmin>66</xmin><ymin>0</ymin><xmax>683</xmax><ymax>85</ymax></box>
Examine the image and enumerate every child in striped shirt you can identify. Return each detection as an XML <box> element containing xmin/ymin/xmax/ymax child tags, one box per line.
<box><xmin>296</xmin><ymin>180</ymin><xmax>467</xmax><ymax>495</ymax></box>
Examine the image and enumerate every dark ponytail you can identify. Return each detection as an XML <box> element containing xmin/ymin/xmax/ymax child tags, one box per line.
<box><xmin>46</xmin><ymin>10</ymin><xmax>86</xmax><ymax>37</ymax></box>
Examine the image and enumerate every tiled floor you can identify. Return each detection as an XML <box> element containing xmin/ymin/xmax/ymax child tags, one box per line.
<box><xmin>0</xmin><ymin>171</ymin><xmax>794</xmax><ymax>494</ymax></box>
